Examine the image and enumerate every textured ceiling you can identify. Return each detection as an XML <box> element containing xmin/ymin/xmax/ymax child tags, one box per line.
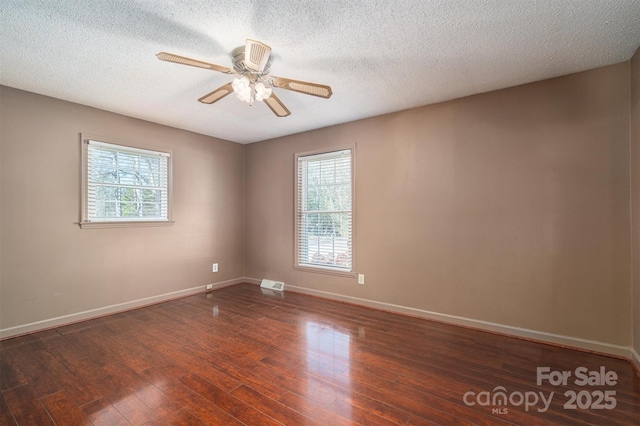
<box><xmin>2</xmin><ymin>1</ymin><xmax>640</xmax><ymax>144</ymax></box>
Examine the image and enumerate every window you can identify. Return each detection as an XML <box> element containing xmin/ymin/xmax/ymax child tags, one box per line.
<box><xmin>295</xmin><ymin>148</ymin><xmax>353</xmax><ymax>273</ymax></box>
<box><xmin>80</xmin><ymin>135</ymin><xmax>172</xmax><ymax>228</ymax></box>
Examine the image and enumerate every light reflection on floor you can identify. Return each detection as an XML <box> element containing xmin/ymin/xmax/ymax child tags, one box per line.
<box><xmin>305</xmin><ymin>321</ymin><xmax>352</xmax><ymax>419</ymax></box>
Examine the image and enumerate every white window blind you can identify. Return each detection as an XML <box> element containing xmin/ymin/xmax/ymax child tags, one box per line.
<box><xmin>86</xmin><ymin>140</ymin><xmax>170</xmax><ymax>222</ymax></box>
<box><xmin>296</xmin><ymin>149</ymin><xmax>353</xmax><ymax>272</ymax></box>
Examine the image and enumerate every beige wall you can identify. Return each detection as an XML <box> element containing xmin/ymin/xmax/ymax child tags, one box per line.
<box><xmin>632</xmin><ymin>48</ymin><xmax>640</xmax><ymax>357</ymax></box>
<box><xmin>1</xmin><ymin>60</ymin><xmax>636</xmax><ymax>351</ymax></box>
<box><xmin>246</xmin><ymin>63</ymin><xmax>632</xmax><ymax>347</ymax></box>
<box><xmin>0</xmin><ymin>86</ymin><xmax>245</xmax><ymax>331</ymax></box>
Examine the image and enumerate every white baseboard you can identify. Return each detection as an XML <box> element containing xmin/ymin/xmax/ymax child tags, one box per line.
<box><xmin>631</xmin><ymin>348</ymin><xmax>640</xmax><ymax>376</ymax></box>
<box><xmin>4</xmin><ymin>276</ymin><xmax>637</xmax><ymax>367</ymax></box>
<box><xmin>0</xmin><ymin>277</ymin><xmax>245</xmax><ymax>339</ymax></box>
<box><xmin>244</xmin><ymin>277</ymin><xmax>634</xmax><ymax>361</ymax></box>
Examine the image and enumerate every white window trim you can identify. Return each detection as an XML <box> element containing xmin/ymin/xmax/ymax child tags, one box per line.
<box><xmin>79</xmin><ymin>134</ymin><xmax>174</xmax><ymax>229</ymax></box>
<box><xmin>294</xmin><ymin>145</ymin><xmax>356</xmax><ymax>278</ymax></box>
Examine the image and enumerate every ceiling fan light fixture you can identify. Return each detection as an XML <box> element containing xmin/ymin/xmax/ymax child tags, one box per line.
<box><xmin>255</xmin><ymin>82</ymin><xmax>272</xmax><ymax>101</ymax></box>
<box><xmin>232</xmin><ymin>76</ymin><xmax>252</xmax><ymax>104</ymax></box>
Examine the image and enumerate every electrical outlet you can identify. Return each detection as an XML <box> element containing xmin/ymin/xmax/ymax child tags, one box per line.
<box><xmin>212</xmin><ymin>263</ymin><xmax>218</xmax><ymax>272</ymax></box>
<box><xmin>206</xmin><ymin>284</ymin><xmax>213</xmax><ymax>290</ymax></box>
<box><xmin>358</xmin><ymin>274</ymin><xmax>365</xmax><ymax>285</ymax></box>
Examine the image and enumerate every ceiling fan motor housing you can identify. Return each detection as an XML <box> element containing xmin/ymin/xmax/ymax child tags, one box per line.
<box><xmin>232</xmin><ymin>39</ymin><xmax>272</xmax><ymax>75</ymax></box>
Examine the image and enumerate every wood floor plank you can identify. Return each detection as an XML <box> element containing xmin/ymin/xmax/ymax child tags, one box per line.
<box><xmin>40</xmin><ymin>390</ymin><xmax>92</xmax><ymax>425</ymax></box>
<box><xmin>81</xmin><ymin>398</ymin><xmax>130</xmax><ymax>426</ymax></box>
<box><xmin>216</xmin><ymin>349</ymin><xmax>339</xmax><ymax>408</ymax></box>
<box><xmin>326</xmin><ymin>396</ymin><xmax>409</xmax><ymax>426</ymax></box>
<box><xmin>30</xmin><ymin>348</ymin><xmax>102</xmax><ymax>406</ymax></box>
<box><xmin>133</xmin><ymin>376</ymin><xmax>183</xmax><ymax>416</ymax></box>
<box><xmin>139</xmin><ymin>369</ymin><xmax>246</xmax><ymax>426</ymax></box>
<box><xmin>145</xmin><ymin>408</ymin><xmax>208</xmax><ymax>426</ymax></box>
<box><xmin>0</xmin><ymin>283</ymin><xmax>638</xmax><ymax>426</ymax></box>
<box><xmin>111</xmin><ymin>393</ymin><xmax>157</xmax><ymax>426</ymax></box>
<box><xmin>405</xmin><ymin>414</ymin><xmax>452</xmax><ymax>426</ymax></box>
<box><xmin>0</xmin><ymin>391</ymin><xmax>17</xmax><ymax>426</ymax></box>
<box><xmin>82</xmin><ymin>327</ymin><xmax>148</xmax><ymax>371</ymax></box>
<box><xmin>38</xmin><ymin>334</ymin><xmax>86</xmax><ymax>364</ymax></box>
<box><xmin>7</xmin><ymin>345</ymin><xmax>60</xmax><ymax>398</ymax></box>
<box><xmin>0</xmin><ymin>330</ymin><xmax>57</xmax><ymax>350</ymax></box>
<box><xmin>329</xmin><ymin>385</ymin><xmax>414</xmax><ymax>425</ymax></box>
<box><xmin>277</xmin><ymin>391</ymin><xmax>362</xmax><ymax>426</ymax></box>
<box><xmin>61</xmin><ymin>331</ymin><xmax>118</xmax><ymax>367</ymax></box>
<box><xmin>199</xmin><ymin>348</ymin><xmax>288</xmax><ymax>400</ymax></box>
<box><xmin>2</xmin><ymin>385</ymin><xmax>55</xmax><ymax>426</ymax></box>
<box><xmin>0</xmin><ymin>353</ymin><xmax>26</xmax><ymax>391</ymax></box>
<box><xmin>230</xmin><ymin>384</ymin><xmax>320</xmax><ymax>425</ymax></box>
<box><xmin>179</xmin><ymin>373</ymin><xmax>282</xmax><ymax>426</ymax></box>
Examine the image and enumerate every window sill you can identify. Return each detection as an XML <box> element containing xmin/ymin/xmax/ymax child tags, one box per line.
<box><xmin>293</xmin><ymin>265</ymin><xmax>356</xmax><ymax>279</ymax></box>
<box><xmin>78</xmin><ymin>220</ymin><xmax>174</xmax><ymax>229</ymax></box>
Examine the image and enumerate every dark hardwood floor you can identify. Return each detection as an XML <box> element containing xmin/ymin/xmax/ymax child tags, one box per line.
<box><xmin>1</xmin><ymin>283</ymin><xmax>638</xmax><ymax>425</ymax></box>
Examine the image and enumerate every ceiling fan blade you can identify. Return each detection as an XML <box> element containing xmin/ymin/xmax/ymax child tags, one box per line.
<box><xmin>244</xmin><ymin>39</ymin><xmax>272</xmax><ymax>73</ymax></box>
<box><xmin>263</xmin><ymin>92</ymin><xmax>291</xmax><ymax>117</ymax></box>
<box><xmin>198</xmin><ymin>82</ymin><xmax>234</xmax><ymax>104</ymax></box>
<box><xmin>271</xmin><ymin>77</ymin><xmax>333</xmax><ymax>99</ymax></box>
<box><xmin>156</xmin><ymin>52</ymin><xmax>233</xmax><ymax>74</ymax></box>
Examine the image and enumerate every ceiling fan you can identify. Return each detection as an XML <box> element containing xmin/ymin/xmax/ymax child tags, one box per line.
<box><xmin>156</xmin><ymin>39</ymin><xmax>333</xmax><ymax>117</ymax></box>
